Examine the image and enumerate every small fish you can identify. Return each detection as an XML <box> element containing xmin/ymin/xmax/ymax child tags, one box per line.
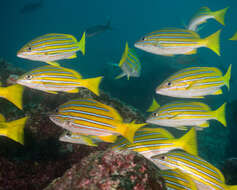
<box><xmin>151</xmin><ymin>150</ymin><xmax>237</xmax><ymax>190</ymax></box>
<box><xmin>156</xmin><ymin>65</ymin><xmax>231</xmax><ymax>98</ymax></box>
<box><xmin>50</xmin><ymin>98</ymin><xmax>146</xmax><ymax>143</ymax></box>
<box><xmin>188</xmin><ymin>7</ymin><xmax>229</xmax><ymax>31</ymax></box>
<box><xmin>115</xmin><ymin>42</ymin><xmax>141</xmax><ymax>80</ymax></box>
<box><xmin>85</xmin><ymin>19</ymin><xmax>112</xmax><ymax>38</ymax></box>
<box><xmin>161</xmin><ymin>169</ymin><xmax>198</xmax><ymax>190</ymax></box>
<box><xmin>20</xmin><ymin>0</ymin><xmax>44</xmax><ymax>14</ymax></box>
<box><xmin>0</xmin><ymin>114</ymin><xmax>28</xmax><ymax>145</ymax></box>
<box><xmin>17</xmin><ymin>32</ymin><xmax>86</xmax><ymax>66</ymax></box>
<box><xmin>146</xmin><ymin>100</ymin><xmax>226</xmax><ymax>130</ymax></box>
<box><xmin>16</xmin><ymin>65</ymin><xmax>102</xmax><ymax>96</ymax></box>
<box><xmin>0</xmin><ymin>84</ymin><xmax>24</xmax><ymax>110</ymax></box>
<box><xmin>229</xmin><ymin>32</ymin><xmax>237</xmax><ymax>41</ymax></box>
<box><xmin>112</xmin><ymin>127</ymin><xmax>197</xmax><ymax>159</ymax></box>
<box><xmin>135</xmin><ymin>28</ymin><xmax>221</xmax><ymax>56</ymax></box>
<box><xmin>59</xmin><ymin>131</ymin><xmax>102</xmax><ymax>146</ymax></box>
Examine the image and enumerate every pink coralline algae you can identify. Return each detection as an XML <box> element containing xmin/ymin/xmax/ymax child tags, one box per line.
<box><xmin>44</xmin><ymin>149</ymin><xmax>166</xmax><ymax>190</ymax></box>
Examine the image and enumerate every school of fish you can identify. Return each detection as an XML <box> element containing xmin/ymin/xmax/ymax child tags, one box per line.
<box><xmin>1</xmin><ymin>5</ymin><xmax>237</xmax><ymax>190</ymax></box>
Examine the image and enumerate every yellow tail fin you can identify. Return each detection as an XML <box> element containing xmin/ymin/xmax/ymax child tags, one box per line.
<box><xmin>213</xmin><ymin>7</ymin><xmax>229</xmax><ymax>25</ymax></box>
<box><xmin>2</xmin><ymin>117</ymin><xmax>28</xmax><ymax>145</ymax></box>
<box><xmin>46</xmin><ymin>61</ymin><xmax>60</xmax><ymax>67</ymax></box>
<box><xmin>227</xmin><ymin>185</ymin><xmax>237</xmax><ymax>190</ymax></box>
<box><xmin>229</xmin><ymin>32</ymin><xmax>237</xmax><ymax>41</ymax></box>
<box><xmin>223</xmin><ymin>64</ymin><xmax>232</xmax><ymax>90</ymax></box>
<box><xmin>213</xmin><ymin>103</ymin><xmax>227</xmax><ymax>127</ymax></box>
<box><xmin>176</xmin><ymin>128</ymin><xmax>198</xmax><ymax>156</ymax></box>
<box><xmin>0</xmin><ymin>84</ymin><xmax>24</xmax><ymax>110</ymax></box>
<box><xmin>78</xmin><ymin>32</ymin><xmax>86</xmax><ymax>55</ymax></box>
<box><xmin>204</xmin><ymin>29</ymin><xmax>221</xmax><ymax>56</ymax></box>
<box><xmin>119</xmin><ymin>41</ymin><xmax>129</xmax><ymax>67</ymax></box>
<box><xmin>120</xmin><ymin>121</ymin><xmax>147</xmax><ymax>143</ymax></box>
<box><xmin>82</xmin><ymin>76</ymin><xmax>103</xmax><ymax>96</ymax></box>
<box><xmin>147</xmin><ymin>98</ymin><xmax>160</xmax><ymax>112</ymax></box>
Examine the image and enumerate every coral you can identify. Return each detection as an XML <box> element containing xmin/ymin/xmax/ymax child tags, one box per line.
<box><xmin>44</xmin><ymin>149</ymin><xmax>166</xmax><ymax>190</ymax></box>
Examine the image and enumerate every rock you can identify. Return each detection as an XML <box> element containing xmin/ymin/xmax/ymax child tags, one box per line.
<box><xmin>44</xmin><ymin>149</ymin><xmax>166</xmax><ymax>190</ymax></box>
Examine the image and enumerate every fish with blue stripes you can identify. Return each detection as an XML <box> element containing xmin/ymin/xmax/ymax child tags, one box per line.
<box><xmin>146</xmin><ymin>100</ymin><xmax>226</xmax><ymax>130</ymax></box>
<box><xmin>115</xmin><ymin>42</ymin><xmax>141</xmax><ymax>80</ymax></box>
<box><xmin>156</xmin><ymin>65</ymin><xmax>231</xmax><ymax>98</ymax></box>
<box><xmin>161</xmin><ymin>169</ymin><xmax>197</xmax><ymax>190</ymax></box>
<box><xmin>112</xmin><ymin>127</ymin><xmax>197</xmax><ymax>159</ymax></box>
<box><xmin>134</xmin><ymin>28</ymin><xmax>221</xmax><ymax>56</ymax></box>
<box><xmin>0</xmin><ymin>114</ymin><xmax>28</xmax><ymax>145</ymax></box>
<box><xmin>17</xmin><ymin>32</ymin><xmax>86</xmax><ymax>66</ymax></box>
<box><xmin>229</xmin><ymin>32</ymin><xmax>237</xmax><ymax>41</ymax></box>
<box><xmin>59</xmin><ymin>131</ymin><xmax>102</xmax><ymax>146</ymax></box>
<box><xmin>151</xmin><ymin>150</ymin><xmax>237</xmax><ymax>190</ymax></box>
<box><xmin>49</xmin><ymin>98</ymin><xmax>146</xmax><ymax>143</ymax></box>
<box><xmin>188</xmin><ymin>7</ymin><xmax>229</xmax><ymax>31</ymax></box>
<box><xmin>16</xmin><ymin>65</ymin><xmax>102</xmax><ymax>96</ymax></box>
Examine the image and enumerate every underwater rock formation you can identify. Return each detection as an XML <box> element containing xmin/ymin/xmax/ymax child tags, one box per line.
<box><xmin>44</xmin><ymin>149</ymin><xmax>165</xmax><ymax>190</ymax></box>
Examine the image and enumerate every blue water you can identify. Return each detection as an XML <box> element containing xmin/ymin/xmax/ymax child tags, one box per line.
<box><xmin>1</xmin><ymin>0</ymin><xmax>237</xmax><ymax>166</ymax></box>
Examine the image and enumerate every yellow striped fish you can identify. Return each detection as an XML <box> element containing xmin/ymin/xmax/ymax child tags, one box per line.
<box><xmin>115</xmin><ymin>42</ymin><xmax>141</xmax><ymax>80</ymax></box>
<box><xmin>152</xmin><ymin>150</ymin><xmax>237</xmax><ymax>190</ymax></box>
<box><xmin>229</xmin><ymin>32</ymin><xmax>237</xmax><ymax>41</ymax></box>
<box><xmin>0</xmin><ymin>114</ymin><xmax>28</xmax><ymax>145</ymax></box>
<box><xmin>146</xmin><ymin>100</ymin><xmax>226</xmax><ymax>130</ymax></box>
<box><xmin>161</xmin><ymin>169</ymin><xmax>197</xmax><ymax>190</ymax></box>
<box><xmin>59</xmin><ymin>131</ymin><xmax>102</xmax><ymax>146</ymax></box>
<box><xmin>188</xmin><ymin>7</ymin><xmax>229</xmax><ymax>31</ymax></box>
<box><xmin>156</xmin><ymin>65</ymin><xmax>231</xmax><ymax>98</ymax></box>
<box><xmin>0</xmin><ymin>84</ymin><xmax>24</xmax><ymax>110</ymax></box>
<box><xmin>49</xmin><ymin>98</ymin><xmax>146</xmax><ymax>143</ymax></box>
<box><xmin>134</xmin><ymin>28</ymin><xmax>221</xmax><ymax>56</ymax></box>
<box><xmin>112</xmin><ymin>127</ymin><xmax>197</xmax><ymax>159</ymax></box>
<box><xmin>16</xmin><ymin>65</ymin><xmax>102</xmax><ymax>96</ymax></box>
<box><xmin>17</xmin><ymin>32</ymin><xmax>86</xmax><ymax>66</ymax></box>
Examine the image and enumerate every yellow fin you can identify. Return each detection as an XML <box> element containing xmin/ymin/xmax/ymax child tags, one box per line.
<box><xmin>0</xmin><ymin>84</ymin><xmax>24</xmax><ymax>110</ymax></box>
<box><xmin>147</xmin><ymin>98</ymin><xmax>160</xmax><ymax>112</ymax></box>
<box><xmin>176</xmin><ymin>127</ymin><xmax>198</xmax><ymax>156</ymax></box>
<box><xmin>0</xmin><ymin>114</ymin><xmax>6</xmax><ymax>122</ymax></box>
<box><xmin>119</xmin><ymin>41</ymin><xmax>129</xmax><ymax>67</ymax></box>
<box><xmin>66</xmin><ymin>88</ymin><xmax>79</xmax><ymax>93</ymax></box>
<box><xmin>81</xmin><ymin>76</ymin><xmax>103</xmax><ymax>96</ymax></box>
<box><xmin>98</xmin><ymin>134</ymin><xmax>118</xmax><ymax>143</ymax></box>
<box><xmin>229</xmin><ymin>32</ymin><xmax>237</xmax><ymax>41</ymax></box>
<box><xmin>176</xmin><ymin>126</ymin><xmax>189</xmax><ymax>130</ymax></box>
<box><xmin>213</xmin><ymin>89</ymin><xmax>222</xmax><ymax>95</ymax></box>
<box><xmin>120</xmin><ymin>121</ymin><xmax>147</xmax><ymax>143</ymax></box>
<box><xmin>184</xmin><ymin>49</ymin><xmax>197</xmax><ymax>55</ymax></box>
<box><xmin>67</xmin><ymin>53</ymin><xmax>77</xmax><ymax>59</ymax></box>
<box><xmin>212</xmin><ymin>103</ymin><xmax>227</xmax><ymax>127</ymax></box>
<box><xmin>45</xmin><ymin>90</ymin><xmax>58</xmax><ymax>94</ymax></box>
<box><xmin>204</xmin><ymin>29</ymin><xmax>221</xmax><ymax>56</ymax></box>
<box><xmin>1</xmin><ymin>117</ymin><xmax>28</xmax><ymax>145</ymax></box>
<box><xmin>81</xmin><ymin>136</ymin><xmax>98</xmax><ymax>146</ymax></box>
<box><xmin>46</xmin><ymin>62</ymin><xmax>60</xmax><ymax>67</ymax></box>
<box><xmin>213</xmin><ymin>7</ymin><xmax>229</xmax><ymax>26</ymax></box>
<box><xmin>78</xmin><ymin>32</ymin><xmax>86</xmax><ymax>55</ymax></box>
<box><xmin>223</xmin><ymin>64</ymin><xmax>232</xmax><ymax>91</ymax></box>
<box><xmin>226</xmin><ymin>185</ymin><xmax>237</xmax><ymax>190</ymax></box>
<box><xmin>199</xmin><ymin>122</ymin><xmax>209</xmax><ymax>128</ymax></box>
<box><xmin>115</xmin><ymin>72</ymin><xmax>126</xmax><ymax>80</ymax></box>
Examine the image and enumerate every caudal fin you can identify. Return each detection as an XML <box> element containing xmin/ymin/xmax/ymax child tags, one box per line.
<box><xmin>120</xmin><ymin>121</ymin><xmax>147</xmax><ymax>143</ymax></box>
<box><xmin>147</xmin><ymin>98</ymin><xmax>160</xmax><ymax>112</ymax></box>
<box><xmin>1</xmin><ymin>84</ymin><xmax>24</xmax><ymax>110</ymax></box>
<box><xmin>223</xmin><ymin>64</ymin><xmax>232</xmax><ymax>90</ymax></box>
<box><xmin>4</xmin><ymin>117</ymin><xmax>28</xmax><ymax>145</ymax></box>
<box><xmin>227</xmin><ymin>185</ymin><xmax>237</xmax><ymax>190</ymax></box>
<box><xmin>78</xmin><ymin>32</ymin><xmax>86</xmax><ymax>55</ymax></box>
<box><xmin>176</xmin><ymin>128</ymin><xmax>198</xmax><ymax>156</ymax></box>
<box><xmin>204</xmin><ymin>29</ymin><xmax>221</xmax><ymax>56</ymax></box>
<box><xmin>213</xmin><ymin>103</ymin><xmax>227</xmax><ymax>127</ymax></box>
<box><xmin>82</xmin><ymin>76</ymin><xmax>103</xmax><ymax>96</ymax></box>
<box><xmin>213</xmin><ymin>7</ymin><xmax>229</xmax><ymax>26</ymax></box>
<box><xmin>229</xmin><ymin>32</ymin><xmax>237</xmax><ymax>41</ymax></box>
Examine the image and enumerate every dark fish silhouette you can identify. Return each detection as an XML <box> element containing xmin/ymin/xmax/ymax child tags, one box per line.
<box><xmin>85</xmin><ymin>19</ymin><xmax>112</xmax><ymax>38</ymax></box>
<box><xmin>20</xmin><ymin>0</ymin><xmax>43</xmax><ymax>14</ymax></box>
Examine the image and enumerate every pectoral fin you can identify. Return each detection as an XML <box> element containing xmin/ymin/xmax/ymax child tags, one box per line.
<box><xmin>66</xmin><ymin>88</ymin><xmax>79</xmax><ymax>93</ymax></box>
<box><xmin>213</xmin><ymin>89</ymin><xmax>222</xmax><ymax>95</ymax></box>
<box><xmin>68</xmin><ymin>53</ymin><xmax>77</xmax><ymax>59</ymax></box>
<box><xmin>45</xmin><ymin>90</ymin><xmax>58</xmax><ymax>94</ymax></box>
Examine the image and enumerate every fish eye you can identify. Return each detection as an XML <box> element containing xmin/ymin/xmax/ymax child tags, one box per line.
<box><xmin>160</xmin><ymin>155</ymin><xmax>166</xmax><ymax>160</ymax></box>
<box><xmin>24</xmin><ymin>75</ymin><xmax>33</xmax><ymax>80</ymax></box>
<box><xmin>28</xmin><ymin>46</ymin><xmax>32</xmax><ymax>51</ymax></box>
<box><xmin>142</xmin><ymin>37</ymin><xmax>146</xmax><ymax>41</ymax></box>
<box><xmin>152</xmin><ymin>112</ymin><xmax>159</xmax><ymax>117</ymax></box>
<box><xmin>167</xmin><ymin>81</ymin><xmax>172</xmax><ymax>86</ymax></box>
